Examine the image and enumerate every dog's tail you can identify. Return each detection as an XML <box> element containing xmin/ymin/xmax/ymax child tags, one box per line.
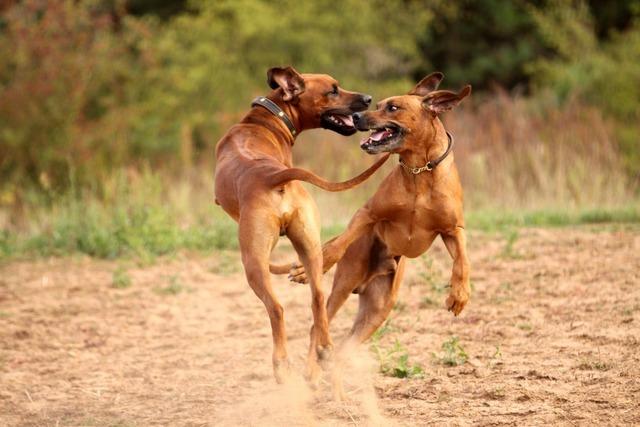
<box><xmin>269</xmin><ymin>263</ymin><xmax>293</xmax><ymax>275</ymax></box>
<box><xmin>266</xmin><ymin>153</ymin><xmax>390</xmax><ymax>191</ymax></box>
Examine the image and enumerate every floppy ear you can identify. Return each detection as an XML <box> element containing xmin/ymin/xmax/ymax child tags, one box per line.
<box><xmin>422</xmin><ymin>85</ymin><xmax>471</xmax><ymax>114</ymax></box>
<box><xmin>408</xmin><ymin>72</ymin><xmax>444</xmax><ymax>96</ymax></box>
<box><xmin>267</xmin><ymin>66</ymin><xmax>306</xmax><ymax>101</ymax></box>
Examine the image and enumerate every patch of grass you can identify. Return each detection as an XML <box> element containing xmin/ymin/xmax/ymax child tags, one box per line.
<box><xmin>0</xmin><ymin>171</ymin><xmax>240</xmax><ymax>261</ymax></box>
<box><xmin>491</xmin><ymin>345</ymin><xmax>502</xmax><ymax>360</ymax></box>
<box><xmin>467</xmin><ymin>206</ymin><xmax>640</xmax><ymax>231</ymax></box>
<box><xmin>210</xmin><ymin>251</ymin><xmax>241</xmax><ymax>275</ymax></box>
<box><xmin>433</xmin><ymin>336</ymin><xmax>469</xmax><ymax>366</ymax></box>
<box><xmin>577</xmin><ymin>359</ymin><xmax>612</xmax><ymax>371</ymax></box>
<box><xmin>154</xmin><ymin>275</ymin><xmax>185</xmax><ymax>295</ymax></box>
<box><xmin>371</xmin><ymin>339</ymin><xmax>424</xmax><ymax>379</ymax></box>
<box><xmin>500</xmin><ymin>229</ymin><xmax>520</xmax><ymax>259</ymax></box>
<box><xmin>413</xmin><ymin>257</ymin><xmax>448</xmax><ymax>292</ymax></box>
<box><xmin>111</xmin><ymin>266</ymin><xmax>132</xmax><ymax>289</ymax></box>
<box><xmin>517</xmin><ymin>322</ymin><xmax>533</xmax><ymax>331</ymax></box>
<box><xmin>420</xmin><ymin>296</ymin><xmax>440</xmax><ymax>309</ymax></box>
<box><xmin>371</xmin><ymin>320</ymin><xmax>396</xmax><ymax>341</ymax></box>
<box><xmin>393</xmin><ymin>301</ymin><xmax>407</xmax><ymax>313</ymax></box>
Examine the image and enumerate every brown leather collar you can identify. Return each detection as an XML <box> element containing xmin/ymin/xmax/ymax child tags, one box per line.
<box><xmin>251</xmin><ymin>96</ymin><xmax>298</xmax><ymax>137</ymax></box>
<box><xmin>399</xmin><ymin>131</ymin><xmax>453</xmax><ymax>174</ymax></box>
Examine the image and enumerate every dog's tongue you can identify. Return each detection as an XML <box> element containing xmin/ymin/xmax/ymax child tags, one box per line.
<box><xmin>370</xmin><ymin>130</ymin><xmax>390</xmax><ymax>141</ymax></box>
<box><xmin>341</xmin><ymin>115</ymin><xmax>354</xmax><ymax>127</ymax></box>
<box><xmin>361</xmin><ymin>129</ymin><xmax>391</xmax><ymax>146</ymax></box>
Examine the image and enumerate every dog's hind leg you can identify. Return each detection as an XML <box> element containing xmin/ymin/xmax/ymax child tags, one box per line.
<box><xmin>285</xmin><ymin>191</ymin><xmax>333</xmax><ymax>386</ymax></box>
<box><xmin>349</xmin><ymin>256</ymin><xmax>405</xmax><ymax>342</ymax></box>
<box><xmin>330</xmin><ymin>255</ymin><xmax>406</xmax><ymax>400</ymax></box>
<box><xmin>325</xmin><ymin>234</ymin><xmax>375</xmax><ymax>322</ymax></box>
<box><xmin>238</xmin><ymin>207</ymin><xmax>289</xmax><ymax>383</ymax></box>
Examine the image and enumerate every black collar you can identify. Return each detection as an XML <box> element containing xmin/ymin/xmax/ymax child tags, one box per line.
<box><xmin>398</xmin><ymin>131</ymin><xmax>454</xmax><ymax>174</ymax></box>
<box><xmin>251</xmin><ymin>96</ymin><xmax>298</xmax><ymax>137</ymax></box>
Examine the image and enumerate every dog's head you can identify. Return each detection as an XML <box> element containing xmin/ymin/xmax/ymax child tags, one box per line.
<box><xmin>267</xmin><ymin>66</ymin><xmax>372</xmax><ymax>136</ymax></box>
<box><xmin>355</xmin><ymin>72</ymin><xmax>471</xmax><ymax>154</ymax></box>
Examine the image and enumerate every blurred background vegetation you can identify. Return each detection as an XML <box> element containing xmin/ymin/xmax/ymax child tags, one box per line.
<box><xmin>0</xmin><ymin>0</ymin><xmax>638</xmax><ymax>259</ymax></box>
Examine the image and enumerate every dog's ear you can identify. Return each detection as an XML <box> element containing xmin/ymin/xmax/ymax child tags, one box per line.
<box><xmin>408</xmin><ymin>72</ymin><xmax>444</xmax><ymax>96</ymax></box>
<box><xmin>422</xmin><ymin>85</ymin><xmax>471</xmax><ymax>114</ymax></box>
<box><xmin>267</xmin><ymin>66</ymin><xmax>306</xmax><ymax>101</ymax></box>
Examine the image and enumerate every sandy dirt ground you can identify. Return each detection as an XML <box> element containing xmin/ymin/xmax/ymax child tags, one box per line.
<box><xmin>1</xmin><ymin>226</ymin><xmax>639</xmax><ymax>426</ymax></box>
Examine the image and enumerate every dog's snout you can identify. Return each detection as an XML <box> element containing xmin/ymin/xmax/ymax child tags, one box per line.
<box><xmin>352</xmin><ymin>112</ymin><xmax>369</xmax><ymax>131</ymax></box>
<box><xmin>350</xmin><ymin>93</ymin><xmax>372</xmax><ymax>112</ymax></box>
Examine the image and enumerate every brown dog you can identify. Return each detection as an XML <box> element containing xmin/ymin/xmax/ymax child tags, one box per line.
<box><xmin>214</xmin><ymin>66</ymin><xmax>390</xmax><ymax>383</ymax></box>
<box><xmin>283</xmin><ymin>72</ymin><xmax>471</xmax><ymax>394</ymax></box>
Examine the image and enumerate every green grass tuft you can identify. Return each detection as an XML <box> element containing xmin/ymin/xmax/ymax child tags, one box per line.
<box><xmin>154</xmin><ymin>275</ymin><xmax>185</xmax><ymax>295</ymax></box>
<box><xmin>433</xmin><ymin>336</ymin><xmax>469</xmax><ymax>366</ymax></box>
<box><xmin>467</xmin><ymin>206</ymin><xmax>640</xmax><ymax>231</ymax></box>
<box><xmin>371</xmin><ymin>339</ymin><xmax>424</xmax><ymax>379</ymax></box>
<box><xmin>112</xmin><ymin>266</ymin><xmax>132</xmax><ymax>289</ymax></box>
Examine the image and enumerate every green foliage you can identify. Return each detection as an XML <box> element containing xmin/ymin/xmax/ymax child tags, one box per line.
<box><xmin>0</xmin><ymin>0</ymin><xmax>154</xmax><ymax>191</ymax></box>
<box><xmin>528</xmin><ymin>0</ymin><xmax>640</xmax><ymax>173</ymax></box>
<box><xmin>466</xmin><ymin>206</ymin><xmax>640</xmax><ymax>231</ymax></box>
<box><xmin>500</xmin><ymin>229</ymin><xmax>520</xmax><ymax>259</ymax></box>
<box><xmin>154</xmin><ymin>274</ymin><xmax>185</xmax><ymax>295</ymax></box>
<box><xmin>112</xmin><ymin>266</ymin><xmax>132</xmax><ymax>289</ymax></box>
<box><xmin>0</xmin><ymin>170</ymin><xmax>239</xmax><ymax>260</ymax></box>
<box><xmin>419</xmin><ymin>0</ymin><xmax>546</xmax><ymax>89</ymax></box>
<box><xmin>370</xmin><ymin>320</ymin><xmax>397</xmax><ymax>341</ymax></box>
<box><xmin>371</xmin><ymin>339</ymin><xmax>424</xmax><ymax>379</ymax></box>
<box><xmin>433</xmin><ymin>336</ymin><xmax>468</xmax><ymax>366</ymax></box>
<box><xmin>1</xmin><ymin>0</ymin><xmax>639</xmax><ymax>261</ymax></box>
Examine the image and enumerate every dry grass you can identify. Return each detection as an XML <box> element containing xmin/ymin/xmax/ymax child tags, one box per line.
<box><xmin>295</xmin><ymin>91</ymin><xmax>635</xmax><ymax>220</ymax></box>
<box><xmin>1</xmin><ymin>93</ymin><xmax>638</xmax><ymax>258</ymax></box>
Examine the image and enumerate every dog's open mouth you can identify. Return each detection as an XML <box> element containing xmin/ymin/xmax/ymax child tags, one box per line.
<box><xmin>360</xmin><ymin>123</ymin><xmax>404</xmax><ymax>153</ymax></box>
<box><xmin>321</xmin><ymin>111</ymin><xmax>357</xmax><ymax>136</ymax></box>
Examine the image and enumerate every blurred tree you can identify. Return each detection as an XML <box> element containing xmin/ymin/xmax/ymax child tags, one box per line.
<box><xmin>528</xmin><ymin>0</ymin><xmax>640</xmax><ymax>174</ymax></box>
<box><xmin>0</xmin><ymin>0</ymin><xmax>152</xmax><ymax>191</ymax></box>
<box><xmin>1</xmin><ymin>0</ymin><xmax>638</xmax><ymax>195</ymax></box>
<box><xmin>416</xmin><ymin>0</ymin><xmax>546</xmax><ymax>91</ymax></box>
<box><xmin>125</xmin><ymin>0</ymin><xmax>188</xmax><ymax>18</ymax></box>
<box><xmin>131</xmin><ymin>0</ymin><xmax>433</xmax><ymax>166</ymax></box>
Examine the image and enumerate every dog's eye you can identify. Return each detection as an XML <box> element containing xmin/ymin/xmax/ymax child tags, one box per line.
<box><xmin>386</xmin><ymin>104</ymin><xmax>399</xmax><ymax>112</ymax></box>
<box><xmin>329</xmin><ymin>85</ymin><xmax>339</xmax><ymax>96</ymax></box>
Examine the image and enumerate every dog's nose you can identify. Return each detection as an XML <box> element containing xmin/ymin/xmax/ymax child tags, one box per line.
<box><xmin>362</xmin><ymin>95</ymin><xmax>372</xmax><ymax>106</ymax></box>
<box><xmin>353</xmin><ymin>112</ymin><xmax>363</xmax><ymax>124</ymax></box>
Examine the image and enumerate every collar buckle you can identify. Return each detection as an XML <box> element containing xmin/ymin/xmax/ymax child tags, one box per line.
<box><xmin>399</xmin><ymin>131</ymin><xmax>453</xmax><ymax>175</ymax></box>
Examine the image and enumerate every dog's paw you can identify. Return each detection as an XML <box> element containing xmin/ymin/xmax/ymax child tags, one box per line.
<box><xmin>287</xmin><ymin>263</ymin><xmax>308</xmax><ymax>284</ymax></box>
<box><xmin>316</xmin><ymin>344</ymin><xmax>334</xmax><ymax>371</ymax></box>
<box><xmin>445</xmin><ymin>287</ymin><xmax>469</xmax><ymax>316</ymax></box>
<box><xmin>273</xmin><ymin>358</ymin><xmax>292</xmax><ymax>384</ymax></box>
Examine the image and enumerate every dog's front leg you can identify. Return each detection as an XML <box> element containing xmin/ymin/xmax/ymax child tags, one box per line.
<box><xmin>289</xmin><ymin>207</ymin><xmax>376</xmax><ymax>283</ymax></box>
<box><xmin>442</xmin><ymin>226</ymin><xmax>471</xmax><ymax>316</ymax></box>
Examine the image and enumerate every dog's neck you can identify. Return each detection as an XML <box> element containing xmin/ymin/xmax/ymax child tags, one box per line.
<box><xmin>398</xmin><ymin>120</ymin><xmax>451</xmax><ymax>175</ymax></box>
<box><xmin>243</xmin><ymin>97</ymin><xmax>300</xmax><ymax>146</ymax></box>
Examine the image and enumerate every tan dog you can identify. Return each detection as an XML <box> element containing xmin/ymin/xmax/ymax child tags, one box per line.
<box><xmin>281</xmin><ymin>72</ymin><xmax>471</xmax><ymax>394</ymax></box>
<box><xmin>214</xmin><ymin>66</ymin><xmax>389</xmax><ymax>383</ymax></box>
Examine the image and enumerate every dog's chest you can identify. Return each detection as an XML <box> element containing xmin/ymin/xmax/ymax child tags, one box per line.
<box><xmin>372</xmin><ymin>196</ymin><xmax>443</xmax><ymax>258</ymax></box>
